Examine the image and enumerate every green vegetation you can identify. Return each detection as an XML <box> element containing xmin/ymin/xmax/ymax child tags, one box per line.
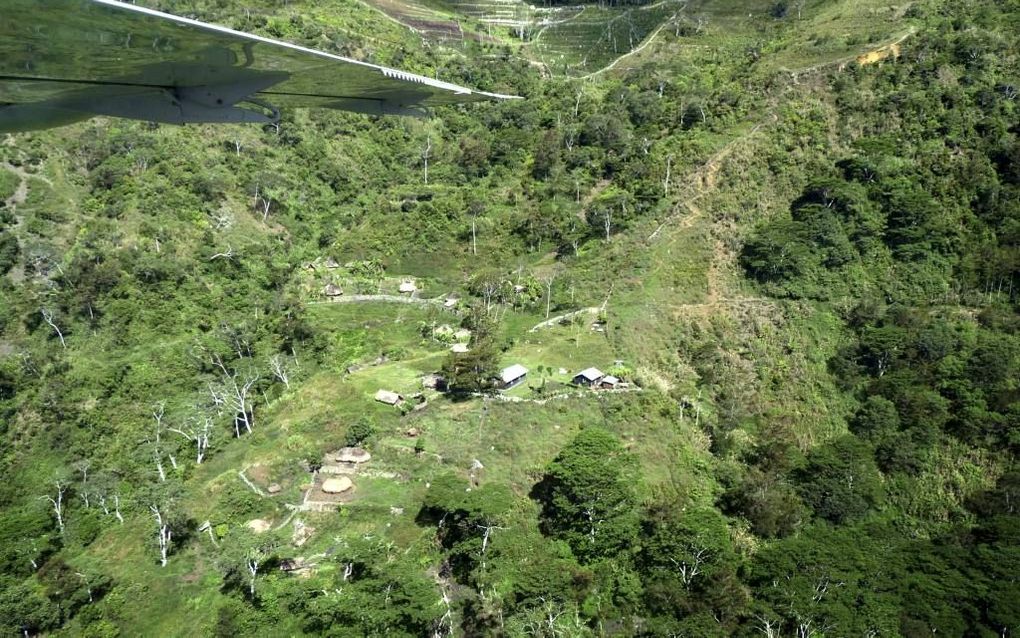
<box><xmin>1</xmin><ymin>0</ymin><xmax>1018</xmax><ymax>635</ymax></box>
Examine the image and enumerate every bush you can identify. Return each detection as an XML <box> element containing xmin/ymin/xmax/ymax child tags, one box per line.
<box><xmin>344</xmin><ymin>419</ymin><xmax>377</xmax><ymax>447</ymax></box>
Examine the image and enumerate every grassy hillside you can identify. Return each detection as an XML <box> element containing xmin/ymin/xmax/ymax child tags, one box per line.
<box><xmin>1</xmin><ymin>0</ymin><xmax>1017</xmax><ymax>635</ymax></box>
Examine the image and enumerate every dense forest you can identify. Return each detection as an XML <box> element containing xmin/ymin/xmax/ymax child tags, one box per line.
<box><xmin>0</xmin><ymin>0</ymin><xmax>1017</xmax><ymax>635</ymax></box>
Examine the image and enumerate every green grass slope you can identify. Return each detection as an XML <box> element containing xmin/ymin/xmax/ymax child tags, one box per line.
<box><xmin>0</xmin><ymin>0</ymin><xmax>1017</xmax><ymax>635</ymax></box>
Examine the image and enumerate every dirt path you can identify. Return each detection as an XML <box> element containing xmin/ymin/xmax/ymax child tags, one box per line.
<box><xmin>647</xmin><ymin>119</ymin><xmax>765</xmax><ymax>241</ymax></box>
<box><xmin>308</xmin><ymin>294</ymin><xmax>446</xmax><ymax>306</ymax></box>
<box><xmin>578</xmin><ymin>1</ymin><xmax>688</xmax><ymax>80</ymax></box>
<box><xmin>528</xmin><ymin>306</ymin><xmax>600</xmax><ymax>332</ymax></box>
<box><xmin>640</xmin><ymin>114</ymin><xmax>780</xmax><ymax>317</ymax></box>
<box><xmin>2</xmin><ymin>161</ymin><xmax>50</xmax><ymax>209</ymax></box>
<box><xmin>238</xmin><ymin>466</ymin><xmax>269</xmax><ymax>497</ymax></box>
<box><xmin>780</xmin><ymin>27</ymin><xmax>916</xmax><ymax>81</ymax></box>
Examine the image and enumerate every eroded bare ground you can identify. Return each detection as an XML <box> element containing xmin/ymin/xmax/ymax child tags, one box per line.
<box><xmin>2</xmin><ymin>161</ymin><xmax>36</xmax><ymax>209</ymax></box>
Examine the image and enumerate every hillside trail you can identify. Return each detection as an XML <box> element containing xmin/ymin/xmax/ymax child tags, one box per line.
<box><xmin>780</xmin><ymin>27</ymin><xmax>916</xmax><ymax>81</ymax></box>
<box><xmin>577</xmin><ymin>1</ymin><xmax>689</xmax><ymax>80</ymax></box>
<box><xmin>2</xmin><ymin>161</ymin><xmax>51</xmax><ymax>209</ymax></box>
<box><xmin>640</xmin><ymin>114</ymin><xmax>780</xmax><ymax>318</ymax></box>
<box><xmin>638</xmin><ymin>26</ymin><xmax>917</xmax><ymax>311</ymax></box>
<box><xmin>578</xmin><ymin>178</ymin><xmax>612</xmax><ymax>220</ymax></box>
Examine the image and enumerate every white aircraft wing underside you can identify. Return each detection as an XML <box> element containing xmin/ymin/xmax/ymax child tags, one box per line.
<box><xmin>0</xmin><ymin>0</ymin><xmax>516</xmax><ymax>131</ymax></box>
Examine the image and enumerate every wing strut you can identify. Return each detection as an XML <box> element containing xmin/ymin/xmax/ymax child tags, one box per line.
<box><xmin>0</xmin><ymin>71</ymin><xmax>288</xmax><ymax>132</ymax></box>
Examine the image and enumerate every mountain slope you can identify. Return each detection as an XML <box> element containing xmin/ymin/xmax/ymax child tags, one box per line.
<box><xmin>0</xmin><ymin>0</ymin><xmax>1017</xmax><ymax>635</ymax></box>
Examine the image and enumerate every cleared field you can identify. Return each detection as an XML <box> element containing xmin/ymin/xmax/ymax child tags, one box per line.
<box><xmin>527</xmin><ymin>1</ymin><xmax>684</xmax><ymax>74</ymax></box>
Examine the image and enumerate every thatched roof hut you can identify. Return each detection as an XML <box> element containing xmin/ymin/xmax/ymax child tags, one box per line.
<box><xmin>335</xmin><ymin>447</ymin><xmax>371</xmax><ymax>464</ymax></box>
<box><xmin>323</xmin><ymin>283</ymin><xmax>343</xmax><ymax>297</ymax></box>
<box><xmin>322</xmin><ymin>477</ymin><xmax>353</xmax><ymax>494</ymax></box>
<box><xmin>399</xmin><ymin>281</ymin><xmax>417</xmax><ymax>293</ymax></box>
<box><xmin>374</xmin><ymin>389</ymin><xmax>402</xmax><ymax>405</ymax></box>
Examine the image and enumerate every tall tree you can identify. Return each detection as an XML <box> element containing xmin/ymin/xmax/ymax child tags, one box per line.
<box><xmin>532</xmin><ymin>428</ymin><xmax>641</xmax><ymax>562</ymax></box>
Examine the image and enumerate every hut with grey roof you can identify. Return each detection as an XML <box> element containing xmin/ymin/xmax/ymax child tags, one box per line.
<box><xmin>499</xmin><ymin>364</ymin><xmax>528</xmax><ymax>389</ymax></box>
<box><xmin>572</xmin><ymin>367</ymin><xmax>605</xmax><ymax>387</ymax></box>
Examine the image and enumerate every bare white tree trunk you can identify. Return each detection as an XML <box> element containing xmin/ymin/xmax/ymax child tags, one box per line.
<box><xmin>669</xmin><ymin>543</ymin><xmax>710</xmax><ymax>588</ymax></box>
<box><xmin>212</xmin><ymin>355</ymin><xmax>258</xmax><ymax>435</ymax></box>
<box><xmin>113</xmin><ymin>494</ymin><xmax>124</xmax><ymax>524</ymax></box>
<box><xmin>150</xmin><ymin>505</ymin><xmax>172</xmax><ymax>567</ymax></box>
<box><xmin>75</xmin><ymin>460</ymin><xmax>91</xmax><ymax>508</ymax></box>
<box><xmin>269</xmin><ymin>354</ymin><xmax>290</xmax><ymax>389</ymax></box>
<box><xmin>41</xmin><ymin>482</ymin><xmax>67</xmax><ymax>534</ymax></box>
<box><xmin>208</xmin><ymin>247</ymin><xmax>235</xmax><ymax>261</ymax></box>
<box><xmin>542</xmin><ymin>275</ymin><xmax>555</xmax><ymax>319</ymax></box>
<box><xmin>247</xmin><ymin>556</ymin><xmax>260</xmax><ymax>596</ymax></box>
<box><xmin>75</xmin><ymin>572</ymin><xmax>94</xmax><ymax>603</ymax></box>
<box><xmin>663</xmin><ymin>154</ymin><xmax>673</xmax><ymax>196</ymax></box>
<box><xmin>151</xmin><ymin>402</ymin><xmax>167</xmax><ymax>482</ymax></box>
<box><xmin>434</xmin><ymin>586</ymin><xmax>454</xmax><ymax>638</ymax></box>
<box><xmin>421</xmin><ymin>135</ymin><xmax>432</xmax><ymax>185</ymax></box>
<box><xmin>475</xmin><ymin>523</ymin><xmax>506</xmax><ymax>569</ymax></box>
<box><xmin>166</xmin><ymin>417</ymin><xmax>212</xmax><ymax>464</ymax></box>
<box><xmin>41</xmin><ymin>308</ymin><xmax>66</xmax><ymax>348</ymax></box>
<box><xmin>756</xmin><ymin>615</ymin><xmax>781</xmax><ymax>638</ymax></box>
<box><xmin>252</xmin><ymin>182</ymin><xmax>272</xmax><ymax>221</ymax></box>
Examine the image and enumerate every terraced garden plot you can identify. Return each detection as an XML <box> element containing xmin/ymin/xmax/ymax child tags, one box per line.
<box><xmin>526</xmin><ymin>1</ymin><xmax>683</xmax><ymax>74</ymax></box>
<box><xmin>427</xmin><ymin>0</ymin><xmax>541</xmax><ymax>25</ymax></box>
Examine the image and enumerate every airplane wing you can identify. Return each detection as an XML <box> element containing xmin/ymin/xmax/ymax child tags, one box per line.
<box><xmin>0</xmin><ymin>0</ymin><xmax>518</xmax><ymax>132</ymax></box>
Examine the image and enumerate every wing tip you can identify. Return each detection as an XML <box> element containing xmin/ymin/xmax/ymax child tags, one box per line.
<box><xmin>379</xmin><ymin>68</ymin><xmax>518</xmax><ymax>101</ymax></box>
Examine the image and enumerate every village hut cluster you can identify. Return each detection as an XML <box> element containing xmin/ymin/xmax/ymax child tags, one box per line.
<box><xmin>409</xmin><ymin>362</ymin><xmax>629</xmax><ymax>396</ymax></box>
<box><xmin>571</xmin><ymin>367</ymin><xmax>625</xmax><ymax>390</ymax></box>
<box><xmin>304</xmin><ymin>446</ymin><xmax>374</xmax><ymax>511</ymax></box>
<box><xmin>492</xmin><ymin>363</ymin><xmax>627</xmax><ymax>391</ymax></box>
<box><xmin>374</xmin><ymin>388</ymin><xmax>428</xmax><ymax>412</ymax></box>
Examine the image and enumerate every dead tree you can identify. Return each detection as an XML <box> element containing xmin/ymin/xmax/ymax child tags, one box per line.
<box><xmin>40</xmin><ymin>308</ymin><xmax>66</xmax><ymax>348</ymax></box>
<box><xmin>211</xmin><ymin>355</ymin><xmax>259</xmax><ymax>435</ymax></box>
<box><xmin>150</xmin><ymin>505</ymin><xmax>173</xmax><ymax>567</ymax></box>
<box><xmin>253</xmin><ymin>182</ymin><xmax>272</xmax><ymax>221</ymax></box>
<box><xmin>268</xmin><ymin>354</ymin><xmax>290</xmax><ymax>389</ymax></box>
<box><xmin>542</xmin><ymin>275</ymin><xmax>555</xmax><ymax>320</ymax></box>
<box><xmin>75</xmin><ymin>572</ymin><xmax>94</xmax><ymax>603</ymax></box>
<box><xmin>74</xmin><ymin>460</ymin><xmax>91</xmax><ymax>508</ymax></box>
<box><xmin>246</xmin><ymin>545</ymin><xmax>271</xmax><ymax>597</ymax></box>
<box><xmin>669</xmin><ymin>542</ymin><xmax>711</xmax><ymax>588</ymax></box>
<box><xmin>475</xmin><ymin>522</ymin><xmax>507</xmax><ymax>569</ymax></box>
<box><xmin>756</xmin><ymin>615</ymin><xmax>781</xmax><ymax>638</ymax></box>
<box><xmin>208</xmin><ymin>247</ymin><xmax>235</xmax><ymax>261</ymax></box>
<box><xmin>168</xmin><ymin>417</ymin><xmax>213</xmax><ymax>465</ymax></box>
<box><xmin>663</xmin><ymin>154</ymin><xmax>673</xmax><ymax>196</ymax></box>
<box><xmin>112</xmin><ymin>494</ymin><xmax>124</xmax><ymax>524</ymax></box>
<box><xmin>150</xmin><ymin>403</ymin><xmax>167</xmax><ymax>482</ymax></box>
<box><xmin>97</xmin><ymin>490</ymin><xmax>124</xmax><ymax>524</ymax></box>
<box><xmin>421</xmin><ymin>135</ymin><xmax>432</xmax><ymax>185</ymax></box>
<box><xmin>40</xmin><ymin>481</ymin><xmax>67</xmax><ymax>534</ymax></box>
